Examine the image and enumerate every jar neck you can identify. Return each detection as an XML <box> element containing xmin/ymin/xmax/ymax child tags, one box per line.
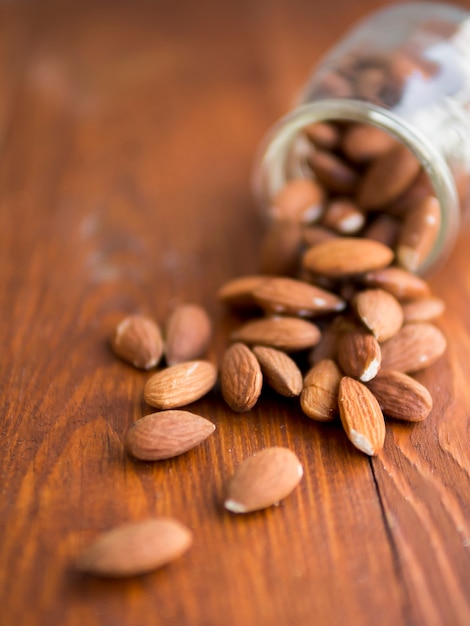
<box><xmin>254</xmin><ymin>99</ymin><xmax>460</xmax><ymax>275</ymax></box>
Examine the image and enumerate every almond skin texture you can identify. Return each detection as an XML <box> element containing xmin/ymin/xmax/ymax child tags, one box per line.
<box><xmin>301</xmin><ymin>359</ymin><xmax>342</xmax><ymax>421</ymax></box>
<box><xmin>164</xmin><ymin>303</ymin><xmax>212</xmax><ymax>366</ymax></box>
<box><xmin>217</xmin><ymin>275</ymin><xmax>267</xmax><ymax>309</ymax></box>
<box><xmin>224</xmin><ymin>447</ymin><xmax>303</xmax><ymax>513</ymax></box>
<box><xmin>402</xmin><ymin>297</ymin><xmax>445</xmax><ymax>323</ymax></box>
<box><xmin>380</xmin><ymin>323</ymin><xmax>447</xmax><ymax>373</ymax></box>
<box><xmin>144</xmin><ymin>360</ymin><xmax>217</xmax><ymax>409</ymax></box>
<box><xmin>338</xmin><ymin>377</ymin><xmax>386</xmax><ymax>456</ymax></box>
<box><xmin>366</xmin><ymin>370</ymin><xmax>433</xmax><ymax>421</ymax></box>
<box><xmin>362</xmin><ymin>267</ymin><xmax>430</xmax><ymax>301</ymax></box>
<box><xmin>220</xmin><ymin>343</ymin><xmax>263</xmax><ymax>412</ymax></box>
<box><xmin>232</xmin><ymin>316</ymin><xmax>321</xmax><ymax>352</ymax></box>
<box><xmin>76</xmin><ymin>518</ymin><xmax>193</xmax><ymax>577</ymax></box>
<box><xmin>353</xmin><ymin>288</ymin><xmax>404</xmax><ymax>341</ymax></box>
<box><xmin>337</xmin><ymin>329</ymin><xmax>382</xmax><ymax>382</ymax></box>
<box><xmin>125</xmin><ymin>410</ymin><xmax>216</xmax><ymax>461</ymax></box>
<box><xmin>252</xmin><ymin>346</ymin><xmax>303</xmax><ymax>397</ymax></box>
<box><xmin>253</xmin><ymin>276</ymin><xmax>345</xmax><ymax>317</ymax></box>
<box><xmin>303</xmin><ymin>238</ymin><xmax>394</xmax><ymax>277</ymax></box>
<box><xmin>111</xmin><ymin>315</ymin><xmax>163</xmax><ymax>370</ymax></box>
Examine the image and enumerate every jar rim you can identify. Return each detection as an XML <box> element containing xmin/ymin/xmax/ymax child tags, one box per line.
<box><xmin>253</xmin><ymin>98</ymin><xmax>460</xmax><ymax>275</ymax></box>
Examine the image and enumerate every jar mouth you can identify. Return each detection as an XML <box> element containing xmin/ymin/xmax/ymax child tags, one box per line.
<box><xmin>253</xmin><ymin>98</ymin><xmax>460</xmax><ymax>276</ymax></box>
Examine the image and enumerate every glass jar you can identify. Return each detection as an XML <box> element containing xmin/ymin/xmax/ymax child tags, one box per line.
<box><xmin>254</xmin><ymin>2</ymin><xmax>470</xmax><ymax>274</ymax></box>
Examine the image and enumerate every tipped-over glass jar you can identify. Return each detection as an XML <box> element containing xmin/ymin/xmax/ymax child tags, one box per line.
<box><xmin>254</xmin><ymin>2</ymin><xmax>470</xmax><ymax>275</ymax></box>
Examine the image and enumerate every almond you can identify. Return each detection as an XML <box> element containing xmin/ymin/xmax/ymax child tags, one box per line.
<box><xmin>338</xmin><ymin>377</ymin><xmax>386</xmax><ymax>456</ymax></box>
<box><xmin>144</xmin><ymin>360</ymin><xmax>217</xmax><ymax>409</ymax></box>
<box><xmin>269</xmin><ymin>178</ymin><xmax>324</xmax><ymax>223</ymax></box>
<box><xmin>302</xmin><ymin>238</ymin><xmax>394</xmax><ymax>277</ymax></box>
<box><xmin>220</xmin><ymin>343</ymin><xmax>263</xmax><ymax>412</ymax></box>
<box><xmin>164</xmin><ymin>303</ymin><xmax>212</xmax><ymax>366</ymax></box>
<box><xmin>353</xmin><ymin>288</ymin><xmax>403</xmax><ymax>341</ymax></box>
<box><xmin>125</xmin><ymin>410</ymin><xmax>215</xmax><ymax>461</ymax></box>
<box><xmin>217</xmin><ymin>275</ymin><xmax>267</xmax><ymax>309</ymax></box>
<box><xmin>253</xmin><ymin>276</ymin><xmax>345</xmax><ymax>317</ymax></box>
<box><xmin>252</xmin><ymin>345</ymin><xmax>303</xmax><ymax>397</ymax></box>
<box><xmin>337</xmin><ymin>329</ymin><xmax>381</xmax><ymax>382</ymax></box>
<box><xmin>380</xmin><ymin>322</ymin><xmax>447</xmax><ymax>373</ymax></box>
<box><xmin>111</xmin><ymin>314</ymin><xmax>163</xmax><ymax>370</ymax></box>
<box><xmin>232</xmin><ymin>316</ymin><xmax>321</xmax><ymax>352</ymax></box>
<box><xmin>301</xmin><ymin>224</ymin><xmax>338</xmax><ymax>247</ymax></box>
<box><xmin>224</xmin><ymin>447</ymin><xmax>303</xmax><ymax>513</ymax></box>
<box><xmin>402</xmin><ymin>297</ymin><xmax>445</xmax><ymax>323</ymax></box>
<box><xmin>305</xmin><ymin>121</ymin><xmax>341</xmax><ymax>150</ymax></box>
<box><xmin>76</xmin><ymin>518</ymin><xmax>192</xmax><ymax>577</ymax></box>
<box><xmin>362</xmin><ymin>266</ymin><xmax>431</xmax><ymax>300</ymax></box>
<box><xmin>300</xmin><ymin>359</ymin><xmax>342</xmax><ymax>421</ymax></box>
<box><xmin>362</xmin><ymin>214</ymin><xmax>401</xmax><ymax>248</ymax></box>
<box><xmin>341</xmin><ymin>123</ymin><xmax>399</xmax><ymax>162</ymax></box>
<box><xmin>320</xmin><ymin>198</ymin><xmax>365</xmax><ymax>234</ymax></box>
<box><xmin>396</xmin><ymin>195</ymin><xmax>441</xmax><ymax>272</ymax></box>
<box><xmin>308</xmin><ymin>149</ymin><xmax>358</xmax><ymax>194</ymax></box>
<box><xmin>366</xmin><ymin>370</ymin><xmax>433</xmax><ymax>421</ymax></box>
<box><xmin>357</xmin><ymin>143</ymin><xmax>421</xmax><ymax>209</ymax></box>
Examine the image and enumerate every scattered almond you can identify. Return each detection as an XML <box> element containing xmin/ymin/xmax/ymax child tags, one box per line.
<box><xmin>269</xmin><ymin>178</ymin><xmax>324</xmax><ymax>223</ymax></box>
<box><xmin>303</xmin><ymin>238</ymin><xmax>394</xmax><ymax>277</ymax></box>
<box><xmin>338</xmin><ymin>377</ymin><xmax>386</xmax><ymax>456</ymax></box>
<box><xmin>220</xmin><ymin>343</ymin><xmax>263</xmax><ymax>412</ymax></box>
<box><xmin>362</xmin><ymin>266</ymin><xmax>431</xmax><ymax>300</ymax></box>
<box><xmin>380</xmin><ymin>323</ymin><xmax>447</xmax><ymax>373</ymax></box>
<box><xmin>300</xmin><ymin>359</ymin><xmax>342</xmax><ymax>421</ymax></box>
<box><xmin>125</xmin><ymin>410</ymin><xmax>215</xmax><ymax>461</ymax></box>
<box><xmin>224</xmin><ymin>447</ymin><xmax>303</xmax><ymax>513</ymax></box>
<box><xmin>144</xmin><ymin>360</ymin><xmax>217</xmax><ymax>409</ymax></box>
<box><xmin>111</xmin><ymin>314</ymin><xmax>163</xmax><ymax>370</ymax></box>
<box><xmin>252</xmin><ymin>276</ymin><xmax>345</xmax><ymax>317</ymax></box>
<box><xmin>396</xmin><ymin>195</ymin><xmax>441</xmax><ymax>272</ymax></box>
<box><xmin>164</xmin><ymin>303</ymin><xmax>212</xmax><ymax>366</ymax></box>
<box><xmin>402</xmin><ymin>297</ymin><xmax>445</xmax><ymax>322</ymax></box>
<box><xmin>337</xmin><ymin>328</ymin><xmax>382</xmax><ymax>382</ymax></box>
<box><xmin>232</xmin><ymin>316</ymin><xmax>321</xmax><ymax>352</ymax></box>
<box><xmin>252</xmin><ymin>345</ymin><xmax>303</xmax><ymax>397</ymax></box>
<box><xmin>217</xmin><ymin>275</ymin><xmax>267</xmax><ymax>309</ymax></box>
<box><xmin>366</xmin><ymin>370</ymin><xmax>433</xmax><ymax>421</ymax></box>
<box><xmin>353</xmin><ymin>288</ymin><xmax>403</xmax><ymax>341</ymax></box>
<box><xmin>76</xmin><ymin>518</ymin><xmax>193</xmax><ymax>577</ymax></box>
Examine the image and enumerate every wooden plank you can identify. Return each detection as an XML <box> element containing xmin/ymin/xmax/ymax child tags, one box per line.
<box><xmin>0</xmin><ymin>1</ymin><xmax>469</xmax><ymax>625</ymax></box>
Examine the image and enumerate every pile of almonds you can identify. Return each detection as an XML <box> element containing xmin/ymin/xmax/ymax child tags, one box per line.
<box><xmin>78</xmin><ymin>121</ymin><xmax>450</xmax><ymax>578</ymax></box>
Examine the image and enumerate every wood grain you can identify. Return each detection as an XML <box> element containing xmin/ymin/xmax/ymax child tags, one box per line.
<box><xmin>0</xmin><ymin>1</ymin><xmax>469</xmax><ymax>625</ymax></box>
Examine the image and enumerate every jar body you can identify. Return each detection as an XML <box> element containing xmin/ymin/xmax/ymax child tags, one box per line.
<box><xmin>255</xmin><ymin>2</ymin><xmax>470</xmax><ymax>274</ymax></box>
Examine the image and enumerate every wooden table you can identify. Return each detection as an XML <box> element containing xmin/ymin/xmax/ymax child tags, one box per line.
<box><xmin>1</xmin><ymin>1</ymin><xmax>469</xmax><ymax>624</ymax></box>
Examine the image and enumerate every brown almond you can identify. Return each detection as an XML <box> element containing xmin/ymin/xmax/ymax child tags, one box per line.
<box><xmin>353</xmin><ymin>288</ymin><xmax>403</xmax><ymax>341</ymax></box>
<box><xmin>300</xmin><ymin>359</ymin><xmax>342</xmax><ymax>421</ymax></box>
<box><xmin>259</xmin><ymin>221</ymin><xmax>303</xmax><ymax>276</ymax></box>
<box><xmin>366</xmin><ymin>370</ymin><xmax>433</xmax><ymax>421</ymax></box>
<box><xmin>338</xmin><ymin>376</ymin><xmax>386</xmax><ymax>456</ymax></box>
<box><xmin>305</xmin><ymin>121</ymin><xmax>341</xmax><ymax>150</ymax></box>
<box><xmin>269</xmin><ymin>178</ymin><xmax>324</xmax><ymax>223</ymax></box>
<box><xmin>380</xmin><ymin>323</ymin><xmax>447</xmax><ymax>373</ymax></box>
<box><xmin>321</xmin><ymin>198</ymin><xmax>366</xmax><ymax>234</ymax></box>
<box><xmin>362</xmin><ymin>214</ymin><xmax>401</xmax><ymax>248</ymax></box>
<box><xmin>337</xmin><ymin>328</ymin><xmax>381</xmax><ymax>382</ymax></box>
<box><xmin>164</xmin><ymin>303</ymin><xmax>212</xmax><ymax>366</ymax></box>
<box><xmin>383</xmin><ymin>169</ymin><xmax>433</xmax><ymax>218</ymax></box>
<box><xmin>308</xmin><ymin>149</ymin><xmax>359</xmax><ymax>194</ymax></box>
<box><xmin>252</xmin><ymin>346</ymin><xmax>303</xmax><ymax>397</ymax></box>
<box><xmin>301</xmin><ymin>224</ymin><xmax>338</xmax><ymax>247</ymax></box>
<box><xmin>402</xmin><ymin>297</ymin><xmax>445</xmax><ymax>323</ymax></box>
<box><xmin>357</xmin><ymin>143</ymin><xmax>421</xmax><ymax>209</ymax></box>
<box><xmin>144</xmin><ymin>360</ymin><xmax>217</xmax><ymax>409</ymax></box>
<box><xmin>232</xmin><ymin>316</ymin><xmax>321</xmax><ymax>352</ymax></box>
<box><xmin>224</xmin><ymin>447</ymin><xmax>303</xmax><ymax>513</ymax></box>
<box><xmin>396</xmin><ymin>195</ymin><xmax>441</xmax><ymax>273</ymax></box>
<box><xmin>111</xmin><ymin>314</ymin><xmax>163</xmax><ymax>370</ymax></box>
<box><xmin>76</xmin><ymin>518</ymin><xmax>192</xmax><ymax>577</ymax></box>
<box><xmin>217</xmin><ymin>275</ymin><xmax>267</xmax><ymax>309</ymax></box>
<box><xmin>125</xmin><ymin>410</ymin><xmax>215</xmax><ymax>461</ymax></box>
<box><xmin>308</xmin><ymin>316</ymin><xmax>346</xmax><ymax>365</ymax></box>
<box><xmin>341</xmin><ymin>123</ymin><xmax>399</xmax><ymax>162</ymax></box>
<box><xmin>253</xmin><ymin>276</ymin><xmax>345</xmax><ymax>317</ymax></box>
<box><xmin>362</xmin><ymin>267</ymin><xmax>431</xmax><ymax>300</ymax></box>
<box><xmin>220</xmin><ymin>343</ymin><xmax>263</xmax><ymax>412</ymax></box>
<box><xmin>302</xmin><ymin>238</ymin><xmax>394</xmax><ymax>277</ymax></box>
